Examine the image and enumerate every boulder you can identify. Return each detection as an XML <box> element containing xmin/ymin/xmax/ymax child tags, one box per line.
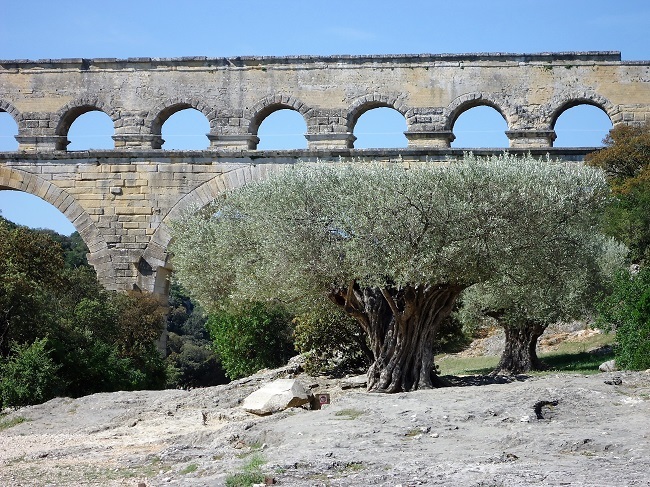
<box><xmin>242</xmin><ymin>379</ymin><xmax>310</xmax><ymax>415</ymax></box>
<box><xmin>599</xmin><ymin>359</ymin><xmax>617</xmax><ymax>372</ymax></box>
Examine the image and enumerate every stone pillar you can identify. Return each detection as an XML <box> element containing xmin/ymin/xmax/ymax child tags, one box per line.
<box><xmin>16</xmin><ymin>112</ymin><xmax>67</xmax><ymax>152</ymax></box>
<box><xmin>16</xmin><ymin>135</ymin><xmax>69</xmax><ymax>152</ymax></box>
<box><xmin>404</xmin><ymin>130</ymin><xmax>455</xmax><ymax>148</ymax></box>
<box><xmin>208</xmin><ymin>134</ymin><xmax>259</xmax><ymax>150</ymax></box>
<box><xmin>113</xmin><ymin>134</ymin><xmax>163</xmax><ymax>150</ymax></box>
<box><xmin>506</xmin><ymin>130</ymin><xmax>556</xmax><ymax>148</ymax></box>
<box><xmin>306</xmin><ymin>132</ymin><xmax>356</xmax><ymax>149</ymax></box>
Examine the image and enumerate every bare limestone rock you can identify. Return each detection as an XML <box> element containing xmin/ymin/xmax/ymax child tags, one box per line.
<box><xmin>599</xmin><ymin>359</ymin><xmax>617</xmax><ymax>372</ymax></box>
<box><xmin>242</xmin><ymin>379</ymin><xmax>311</xmax><ymax>416</ymax></box>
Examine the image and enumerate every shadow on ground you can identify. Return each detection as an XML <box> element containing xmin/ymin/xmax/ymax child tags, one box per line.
<box><xmin>442</xmin><ymin>374</ymin><xmax>530</xmax><ymax>387</ymax></box>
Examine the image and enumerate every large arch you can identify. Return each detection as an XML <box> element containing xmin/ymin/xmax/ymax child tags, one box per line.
<box><xmin>54</xmin><ymin>96</ymin><xmax>118</xmax><ymax>151</ymax></box>
<box><xmin>0</xmin><ymin>165</ymin><xmax>115</xmax><ymax>285</ymax></box>
<box><xmin>246</xmin><ymin>95</ymin><xmax>313</xmax><ymax>138</ymax></box>
<box><xmin>147</xmin><ymin>98</ymin><xmax>216</xmax><ymax>149</ymax></box>
<box><xmin>142</xmin><ymin>163</ymin><xmax>286</xmax><ymax>272</ymax></box>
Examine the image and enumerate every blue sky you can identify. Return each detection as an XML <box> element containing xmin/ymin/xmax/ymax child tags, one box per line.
<box><xmin>1</xmin><ymin>0</ymin><xmax>649</xmax><ymax>235</ymax></box>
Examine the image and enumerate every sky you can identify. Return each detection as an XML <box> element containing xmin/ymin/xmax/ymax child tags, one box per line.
<box><xmin>0</xmin><ymin>0</ymin><xmax>649</xmax><ymax>235</ymax></box>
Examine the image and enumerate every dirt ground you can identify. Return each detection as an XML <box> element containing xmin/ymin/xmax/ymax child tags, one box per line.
<box><xmin>1</xmin><ymin>339</ymin><xmax>649</xmax><ymax>486</ymax></box>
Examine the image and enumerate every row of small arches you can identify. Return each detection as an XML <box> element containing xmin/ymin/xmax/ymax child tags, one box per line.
<box><xmin>0</xmin><ymin>104</ymin><xmax>613</xmax><ymax>151</ymax></box>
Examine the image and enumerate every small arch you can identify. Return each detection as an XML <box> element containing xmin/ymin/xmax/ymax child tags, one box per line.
<box><xmin>547</xmin><ymin>91</ymin><xmax>617</xmax><ymax>130</ymax></box>
<box><xmin>548</xmin><ymin>95</ymin><xmax>615</xmax><ymax>148</ymax></box>
<box><xmin>444</xmin><ymin>93</ymin><xmax>510</xmax><ymax>131</ymax></box>
<box><xmin>160</xmin><ymin>108</ymin><xmax>210</xmax><ymax>150</ymax></box>
<box><xmin>451</xmin><ymin>105</ymin><xmax>509</xmax><ymax>148</ymax></box>
<box><xmin>67</xmin><ymin>110</ymin><xmax>115</xmax><ymax>150</ymax></box>
<box><xmin>0</xmin><ymin>99</ymin><xmax>22</xmax><ymax>124</ymax></box>
<box><xmin>0</xmin><ymin>111</ymin><xmax>19</xmax><ymax>151</ymax></box>
<box><xmin>347</xmin><ymin>94</ymin><xmax>408</xmax><ymax>133</ymax></box>
<box><xmin>149</xmin><ymin>99</ymin><xmax>215</xmax><ymax>149</ymax></box>
<box><xmin>247</xmin><ymin>95</ymin><xmax>312</xmax><ymax>138</ymax></box>
<box><xmin>552</xmin><ymin>104</ymin><xmax>613</xmax><ymax>147</ymax></box>
<box><xmin>256</xmin><ymin>109</ymin><xmax>308</xmax><ymax>150</ymax></box>
<box><xmin>352</xmin><ymin>107</ymin><xmax>408</xmax><ymax>148</ymax></box>
<box><xmin>55</xmin><ymin>97</ymin><xmax>117</xmax><ymax>134</ymax></box>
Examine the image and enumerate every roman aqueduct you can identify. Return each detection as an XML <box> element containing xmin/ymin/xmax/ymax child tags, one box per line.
<box><xmin>0</xmin><ymin>51</ymin><xmax>648</xmax><ymax>295</ymax></box>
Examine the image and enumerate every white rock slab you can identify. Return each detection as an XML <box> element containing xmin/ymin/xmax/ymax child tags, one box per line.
<box><xmin>242</xmin><ymin>379</ymin><xmax>310</xmax><ymax>415</ymax></box>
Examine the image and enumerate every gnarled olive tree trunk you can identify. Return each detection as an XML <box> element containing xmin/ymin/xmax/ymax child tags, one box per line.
<box><xmin>329</xmin><ymin>281</ymin><xmax>464</xmax><ymax>392</ymax></box>
<box><xmin>493</xmin><ymin>321</ymin><xmax>547</xmax><ymax>375</ymax></box>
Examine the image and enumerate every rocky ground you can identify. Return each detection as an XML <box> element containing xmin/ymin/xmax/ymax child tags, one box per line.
<box><xmin>1</xmin><ymin>331</ymin><xmax>649</xmax><ymax>487</ymax></box>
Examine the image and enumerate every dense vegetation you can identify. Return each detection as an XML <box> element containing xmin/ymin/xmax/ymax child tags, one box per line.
<box><xmin>0</xmin><ymin>217</ymin><xmax>167</xmax><ymax>408</ymax></box>
<box><xmin>586</xmin><ymin>122</ymin><xmax>650</xmax><ymax>369</ymax></box>
<box><xmin>206</xmin><ymin>301</ymin><xmax>294</xmax><ymax>379</ymax></box>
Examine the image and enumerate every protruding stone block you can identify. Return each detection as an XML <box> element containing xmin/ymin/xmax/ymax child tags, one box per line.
<box><xmin>242</xmin><ymin>379</ymin><xmax>311</xmax><ymax>416</ymax></box>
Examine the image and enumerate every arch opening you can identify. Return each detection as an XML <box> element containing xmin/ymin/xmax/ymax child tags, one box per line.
<box><xmin>451</xmin><ymin>105</ymin><xmax>509</xmax><ymax>148</ymax></box>
<box><xmin>66</xmin><ymin>110</ymin><xmax>115</xmax><ymax>151</ymax></box>
<box><xmin>352</xmin><ymin>107</ymin><xmax>407</xmax><ymax>149</ymax></box>
<box><xmin>0</xmin><ymin>111</ymin><xmax>18</xmax><ymax>151</ymax></box>
<box><xmin>255</xmin><ymin>108</ymin><xmax>307</xmax><ymax>150</ymax></box>
<box><xmin>160</xmin><ymin>108</ymin><xmax>210</xmax><ymax>150</ymax></box>
<box><xmin>0</xmin><ymin>189</ymin><xmax>76</xmax><ymax>236</ymax></box>
<box><xmin>552</xmin><ymin>103</ymin><xmax>613</xmax><ymax>147</ymax></box>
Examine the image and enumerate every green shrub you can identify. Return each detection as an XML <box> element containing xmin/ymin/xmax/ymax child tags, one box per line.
<box><xmin>0</xmin><ymin>339</ymin><xmax>60</xmax><ymax>409</ymax></box>
<box><xmin>293</xmin><ymin>305</ymin><xmax>372</xmax><ymax>376</ymax></box>
<box><xmin>599</xmin><ymin>267</ymin><xmax>650</xmax><ymax>369</ymax></box>
<box><xmin>206</xmin><ymin>302</ymin><xmax>294</xmax><ymax>379</ymax></box>
<box><xmin>165</xmin><ymin>333</ymin><xmax>227</xmax><ymax>388</ymax></box>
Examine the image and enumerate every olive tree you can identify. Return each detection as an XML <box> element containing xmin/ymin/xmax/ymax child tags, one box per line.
<box><xmin>171</xmin><ymin>154</ymin><xmax>609</xmax><ymax>392</ymax></box>
<box><xmin>458</xmin><ymin>236</ymin><xmax>626</xmax><ymax>374</ymax></box>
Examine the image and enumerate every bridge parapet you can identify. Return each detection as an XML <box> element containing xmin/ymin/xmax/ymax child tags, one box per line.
<box><xmin>1</xmin><ymin>51</ymin><xmax>648</xmax><ymax>153</ymax></box>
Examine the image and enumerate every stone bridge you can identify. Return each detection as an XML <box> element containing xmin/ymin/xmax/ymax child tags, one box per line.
<box><xmin>0</xmin><ymin>51</ymin><xmax>649</xmax><ymax>295</ymax></box>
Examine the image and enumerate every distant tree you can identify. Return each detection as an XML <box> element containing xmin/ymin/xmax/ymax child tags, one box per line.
<box><xmin>0</xmin><ymin>338</ymin><xmax>61</xmax><ymax>409</ymax></box>
<box><xmin>165</xmin><ymin>283</ymin><xmax>227</xmax><ymax>388</ymax></box>
<box><xmin>0</xmin><ymin>218</ymin><xmax>65</xmax><ymax>356</ymax></box>
<box><xmin>171</xmin><ymin>155</ymin><xmax>610</xmax><ymax>392</ymax></box>
<box><xmin>458</xmin><ymin>238</ymin><xmax>626</xmax><ymax>374</ymax></box>
<box><xmin>0</xmin><ymin>217</ymin><xmax>168</xmax><ymax>405</ymax></box>
<box><xmin>586</xmin><ymin>122</ymin><xmax>650</xmax><ymax>263</ymax></box>
<box><xmin>293</xmin><ymin>304</ymin><xmax>372</xmax><ymax>376</ymax></box>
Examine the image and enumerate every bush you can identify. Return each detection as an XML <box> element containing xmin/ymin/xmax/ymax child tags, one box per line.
<box><xmin>293</xmin><ymin>306</ymin><xmax>372</xmax><ymax>376</ymax></box>
<box><xmin>166</xmin><ymin>333</ymin><xmax>227</xmax><ymax>388</ymax></box>
<box><xmin>206</xmin><ymin>302</ymin><xmax>295</xmax><ymax>379</ymax></box>
<box><xmin>0</xmin><ymin>339</ymin><xmax>61</xmax><ymax>409</ymax></box>
<box><xmin>598</xmin><ymin>267</ymin><xmax>650</xmax><ymax>370</ymax></box>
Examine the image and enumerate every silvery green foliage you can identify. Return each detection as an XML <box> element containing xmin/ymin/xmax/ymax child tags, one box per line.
<box><xmin>457</xmin><ymin>234</ymin><xmax>628</xmax><ymax>335</ymax></box>
<box><xmin>170</xmin><ymin>154</ymin><xmax>609</xmax><ymax>314</ymax></box>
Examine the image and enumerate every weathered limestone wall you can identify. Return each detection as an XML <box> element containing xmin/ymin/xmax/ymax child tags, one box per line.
<box><xmin>1</xmin><ymin>52</ymin><xmax>649</xmax><ymax>152</ymax></box>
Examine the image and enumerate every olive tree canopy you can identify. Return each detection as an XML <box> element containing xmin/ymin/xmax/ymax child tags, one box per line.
<box><xmin>171</xmin><ymin>154</ymin><xmax>609</xmax><ymax>392</ymax></box>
